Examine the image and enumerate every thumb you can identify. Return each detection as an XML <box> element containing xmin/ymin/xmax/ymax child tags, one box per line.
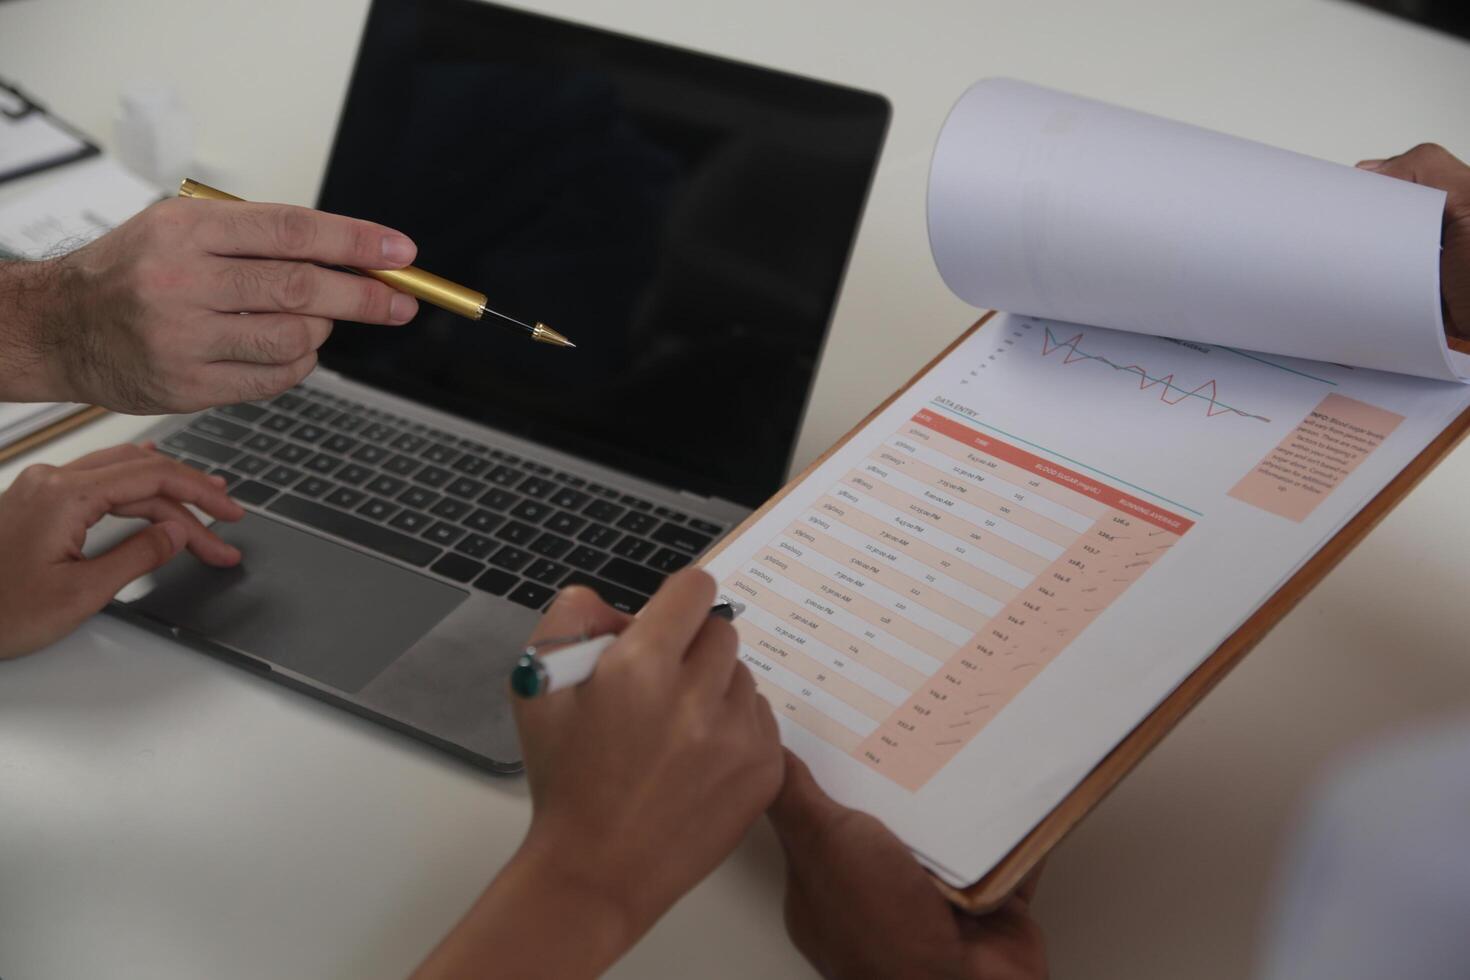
<box><xmin>528</xmin><ymin>584</ymin><xmax>631</xmax><ymax>647</ymax></box>
<box><xmin>768</xmin><ymin>750</ymin><xmax>847</xmax><ymax>852</ymax></box>
<box><xmin>74</xmin><ymin>521</ymin><xmax>187</xmax><ymax>608</ymax></box>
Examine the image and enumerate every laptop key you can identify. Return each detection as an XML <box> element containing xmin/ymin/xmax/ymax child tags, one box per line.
<box><xmin>261</xmin><ymin>413</ymin><xmax>297</xmax><ymax>433</ymax></box>
<box><xmin>321</xmin><ymin>433</ymin><xmax>358</xmax><ymax>455</ymax></box>
<box><xmin>271</xmin><ymin>392</ymin><xmax>305</xmax><ymax>412</ymax></box>
<box><xmin>163</xmin><ymin>431</ymin><xmax>239</xmax><ymax>464</ymax></box>
<box><xmin>688</xmin><ymin>518</ymin><xmax>724</xmax><ymax>536</ymax></box>
<box><xmin>519</xmin><ymin>476</ymin><xmax>555</xmax><ymax>499</ymax></box>
<box><xmin>365</xmin><ymin>474</ymin><xmax>408</xmax><ymax>497</ymax></box>
<box><xmin>327</xmin><ymin>413</ymin><xmax>365</xmax><ymax>432</ymax></box>
<box><xmin>431</xmin><ymin>553</ymin><xmax>484</xmax><ymax>583</ymax></box>
<box><xmin>549</xmin><ymin>488</ymin><xmax>590</xmax><ymax>510</ymax></box>
<box><xmin>414</xmin><ymin>465</ymin><xmax>452</xmax><ymax>488</ymax></box>
<box><xmin>351</xmin><ymin>444</ymin><xmax>390</xmax><ymax>465</ymax></box>
<box><xmin>424</xmin><ymin>521</ymin><xmax>464</xmax><ymax>547</ymax></box>
<box><xmin>564</xmin><ymin>545</ymin><xmax>609</xmax><ymax>573</ymax></box>
<box><xmin>648</xmin><ymin>548</ymin><xmax>693</xmax><ymax>573</ymax></box>
<box><xmin>430</xmin><ymin>497</ymin><xmax>471</xmax><ymax>521</ymax></box>
<box><xmin>616</xmin><ymin>512</ymin><xmax>658</xmax><ymax>535</ymax></box>
<box><xmin>544</xmin><ymin>512</ymin><xmax>585</xmax><ymax>536</ymax></box>
<box><xmin>445</xmin><ymin>477</ymin><xmax>486</xmax><ymax>500</ymax></box>
<box><xmin>324</xmin><ymin>486</ymin><xmax>367</xmax><ymax>510</ymax></box>
<box><xmin>295</xmin><ymin>476</ymin><xmax>334</xmax><ymax>499</ymax></box>
<box><xmin>510</xmin><ymin>500</ymin><xmax>552</xmax><ymax>523</ymax></box>
<box><xmin>600</xmin><ymin>557</ymin><xmax>664</xmax><ymax>594</ymax></box>
<box><xmin>478</xmin><ymin>487</ymin><xmax>517</xmax><ymax>511</ymax></box>
<box><xmin>269</xmin><ymin>494</ymin><xmax>439</xmax><ymax>567</ymax></box>
<box><xmin>455</xmin><ymin>533</ymin><xmax>496</xmax><ymax>559</ymax></box>
<box><xmin>463</xmin><ymin>509</ymin><xmax>505</xmax><ymax>534</ymax></box>
<box><xmin>384</xmin><ymin>453</ymin><xmax>420</xmax><ymax>476</ymax></box>
<box><xmin>388</xmin><ymin>509</ymin><xmax>433</xmax><ymax>534</ymax></box>
<box><xmin>473</xmin><ymin>568</ymin><xmax>517</xmax><ymax>596</ymax></box>
<box><xmin>192</xmin><ymin>415</ymin><xmax>251</xmax><ymax>443</ymax></box>
<box><xmin>577</xmin><ymin>523</ymin><xmax>620</xmax><ymax>549</ymax></box>
<box><xmin>218</xmin><ymin>402</ymin><xmax>266</xmax><ymax>423</ymax></box>
<box><xmin>524</xmin><ymin>559</ymin><xmax>569</xmax><ymax>586</ymax></box>
<box><xmin>272</xmin><ymin>442</ymin><xmax>311</xmax><ymax>465</ymax></box>
<box><xmin>263</xmin><ymin>464</ymin><xmax>304</xmax><ymax>488</ymax></box>
<box><xmin>583</xmin><ymin>500</ymin><xmax>624</xmax><ymax>523</ymax></box>
<box><xmin>391</xmin><ymin>432</ymin><xmax>428</xmax><ymax>454</ymax></box>
<box><xmin>452</xmin><ymin>454</ymin><xmax>490</xmax><ymax>476</ymax></box>
<box><xmin>234</xmin><ymin>454</ymin><xmax>269</xmax><ymax>476</ymax></box>
<box><xmin>496</xmin><ymin>521</ymin><xmax>539</xmax><ymax>546</ymax></box>
<box><xmin>335</xmin><ymin>463</ymin><xmax>374</xmax><ymax>486</ymax></box>
<box><xmin>232</xmin><ymin>480</ymin><xmax>278</xmax><ymax>507</ymax></box>
<box><xmin>305</xmin><ymin>452</ymin><xmax>343</xmax><ymax>475</ymax></box>
<box><xmin>360</xmin><ymin>422</ymin><xmax>397</xmax><ymax>442</ymax></box>
<box><xmin>301</xmin><ymin>402</ymin><xmax>336</xmax><ymax>422</ymax></box>
<box><xmin>560</xmin><ymin>572</ymin><xmax>648</xmax><ymax>614</ymax></box>
<box><xmin>507</xmin><ymin>581</ymin><xmax>555</xmax><ymax>610</ymax></box>
<box><xmin>487</xmin><ymin>465</ymin><xmax>521</xmax><ymax>486</ymax></box>
<box><xmin>398</xmin><ymin>486</ymin><xmax>439</xmax><ymax>510</ymax></box>
<box><xmin>357</xmin><ymin>497</ymin><xmax>399</xmax><ymax>521</ymax></box>
<box><xmin>529</xmin><ymin>533</ymin><xmax>573</xmax><ymax>559</ymax></box>
<box><xmin>611</xmin><ymin>536</ymin><xmax>654</xmax><ymax>562</ymax></box>
<box><xmin>243</xmin><ymin>432</ymin><xmax>281</xmax><ymax>453</ymax></box>
<box><xmin>621</xmin><ymin>494</ymin><xmax>653</xmax><ymax>511</ymax></box>
<box><xmin>209</xmin><ymin>468</ymin><xmax>244</xmax><ymax>488</ymax></box>
<box><xmin>489</xmin><ymin>545</ymin><xmax>533</xmax><ymax>572</ymax></box>
<box><xmin>652</xmin><ymin>523</ymin><xmax>714</xmax><ymax>554</ymax></box>
<box><xmin>421</xmin><ymin>443</ymin><xmax>459</xmax><ymax>465</ymax></box>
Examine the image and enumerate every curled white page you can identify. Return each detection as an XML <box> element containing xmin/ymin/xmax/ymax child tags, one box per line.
<box><xmin>928</xmin><ymin>79</ymin><xmax>1462</xmax><ymax>381</ymax></box>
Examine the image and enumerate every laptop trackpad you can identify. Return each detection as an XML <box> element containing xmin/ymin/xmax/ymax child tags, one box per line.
<box><xmin>125</xmin><ymin>513</ymin><xmax>466</xmax><ymax>693</ymax></box>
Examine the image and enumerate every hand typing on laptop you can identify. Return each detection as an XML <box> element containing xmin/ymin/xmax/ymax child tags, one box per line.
<box><xmin>413</xmin><ymin>570</ymin><xmax>785</xmax><ymax>979</ymax></box>
<box><xmin>0</xmin><ymin>441</ymin><xmax>243</xmax><ymax>659</ymax></box>
<box><xmin>0</xmin><ymin>197</ymin><xmax>420</xmax><ymax>413</ymax></box>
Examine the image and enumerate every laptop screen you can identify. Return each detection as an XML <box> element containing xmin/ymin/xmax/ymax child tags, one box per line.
<box><xmin>316</xmin><ymin>0</ymin><xmax>888</xmax><ymax>508</ymax></box>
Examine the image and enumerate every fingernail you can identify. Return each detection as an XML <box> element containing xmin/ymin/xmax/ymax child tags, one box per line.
<box><xmin>1357</xmin><ymin>159</ymin><xmax>1385</xmax><ymax>171</ymax></box>
<box><xmin>389</xmin><ymin>292</ymin><xmax>417</xmax><ymax>323</ymax></box>
<box><xmin>381</xmin><ymin>234</ymin><xmax>415</xmax><ymax>266</ymax></box>
<box><xmin>210</xmin><ymin>474</ymin><xmax>227</xmax><ymax>487</ymax></box>
<box><xmin>162</xmin><ymin>522</ymin><xmax>188</xmax><ymax>553</ymax></box>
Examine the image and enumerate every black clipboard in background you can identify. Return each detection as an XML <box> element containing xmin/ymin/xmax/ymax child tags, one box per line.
<box><xmin>0</xmin><ymin>77</ymin><xmax>99</xmax><ymax>185</ymax></box>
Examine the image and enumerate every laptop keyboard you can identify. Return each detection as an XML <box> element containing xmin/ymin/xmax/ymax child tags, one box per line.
<box><xmin>156</xmin><ymin>386</ymin><xmax>727</xmax><ymax>613</ymax></box>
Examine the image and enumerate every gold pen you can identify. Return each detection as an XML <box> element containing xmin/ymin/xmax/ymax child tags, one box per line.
<box><xmin>177</xmin><ymin>178</ymin><xmax>574</xmax><ymax>348</ymax></box>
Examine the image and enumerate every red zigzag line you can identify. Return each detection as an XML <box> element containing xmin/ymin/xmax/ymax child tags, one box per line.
<box><xmin>1040</xmin><ymin>330</ymin><xmax>1264</xmax><ymax>421</ymax></box>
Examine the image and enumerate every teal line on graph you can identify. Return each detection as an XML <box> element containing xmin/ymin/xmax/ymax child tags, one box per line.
<box><xmin>927</xmin><ymin>401</ymin><xmax>1205</xmax><ymax>518</ymax></box>
<box><xmin>1220</xmin><ymin>346</ymin><xmax>1338</xmax><ymax>386</ymax></box>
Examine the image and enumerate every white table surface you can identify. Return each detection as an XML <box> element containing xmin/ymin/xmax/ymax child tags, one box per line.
<box><xmin>2</xmin><ymin>1</ymin><xmax>1469</xmax><ymax>977</ymax></box>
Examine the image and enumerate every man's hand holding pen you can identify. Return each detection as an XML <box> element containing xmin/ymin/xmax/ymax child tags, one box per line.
<box><xmin>0</xmin><ymin>195</ymin><xmax>420</xmax><ymax>414</ymax></box>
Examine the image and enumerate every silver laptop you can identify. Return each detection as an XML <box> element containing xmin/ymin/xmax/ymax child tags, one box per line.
<box><xmin>107</xmin><ymin>0</ymin><xmax>889</xmax><ymax>771</ymax></box>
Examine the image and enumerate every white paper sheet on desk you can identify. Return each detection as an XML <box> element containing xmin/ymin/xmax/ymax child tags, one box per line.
<box><xmin>0</xmin><ymin>85</ymin><xmax>90</xmax><ymax>180</ymax></box>
<box><xmin>927</xmin><ymin>79</ymin><xmax>1464</xmax><ymax>381</ymax></box>
<box><xmin>0</xmin><ymin>156</ymin><xmax>162</xmax><ymax>259</ymax></box>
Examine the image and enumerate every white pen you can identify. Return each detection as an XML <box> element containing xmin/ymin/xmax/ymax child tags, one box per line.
<box><xmin>510</xmin><ymin>600</ymin><xmax>745</xmax><ymax>698</ymax></box>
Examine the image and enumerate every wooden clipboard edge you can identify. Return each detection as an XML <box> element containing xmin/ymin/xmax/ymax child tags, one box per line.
<box><xmin>0</xmin><ymin>405</ymin><xmax>109</xmax><ymax>466</ymax></box>
<box><xmin>700</xmin><ymin>312</ymin><xmax>1470</xmax><ymax>914</ymax></box>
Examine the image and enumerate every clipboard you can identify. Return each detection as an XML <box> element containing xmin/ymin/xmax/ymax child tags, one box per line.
<box><xmin>0</xmin><ymin>78</ymin><xmax>100</xmax><ymax>186</ymax></box>
<box><xmin>0</xmin><ymin>406</ymin><xmax>109</xmax><ymax>467</ymax></box>
<box><xmin>700</xmin><ymin>311</ymin><xmax>1470</xmax><ymax>913</ymax></box>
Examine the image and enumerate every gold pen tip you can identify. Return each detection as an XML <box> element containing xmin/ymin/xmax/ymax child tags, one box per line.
<box><xmin>532</xmin><ymin>322</ymin><xmax>576</xmax><ymax>348</ymax></box>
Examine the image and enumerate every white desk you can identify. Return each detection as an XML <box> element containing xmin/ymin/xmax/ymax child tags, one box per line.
<box><xmin>3</xmin><ymin>1</ymin><xmax>1469</xmax><ymax>977</ymax></box>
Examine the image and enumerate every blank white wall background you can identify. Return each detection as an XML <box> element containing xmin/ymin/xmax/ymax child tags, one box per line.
<box><xmin>2</xmin><ymin>1</ymin><xmax>1469</xmax><ymax>978</ymax></box>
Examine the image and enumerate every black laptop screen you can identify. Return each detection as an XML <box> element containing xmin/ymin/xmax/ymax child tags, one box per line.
<box><xmin>316</xmin><ymin>0</ymin><xmax>888</xmax><ymax>508</ymax></box>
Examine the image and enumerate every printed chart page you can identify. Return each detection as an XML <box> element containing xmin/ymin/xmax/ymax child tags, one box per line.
<box><xmin>703</xmin><ymin>314</ymin><xmax>1470</xmax><ymax>886</ymax></box>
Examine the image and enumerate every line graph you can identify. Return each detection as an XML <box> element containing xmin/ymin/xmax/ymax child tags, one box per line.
<box><xmin>1039</xmin><ymin>326</ymin><xmax>1272</xmax><ymax>423</ymax></box>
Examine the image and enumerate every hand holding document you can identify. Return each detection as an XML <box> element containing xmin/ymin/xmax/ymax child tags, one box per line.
<box><xmin>702</xmin><ymin>80</ymin><xmax>1470</xmax><ymax>903</ymax></box>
